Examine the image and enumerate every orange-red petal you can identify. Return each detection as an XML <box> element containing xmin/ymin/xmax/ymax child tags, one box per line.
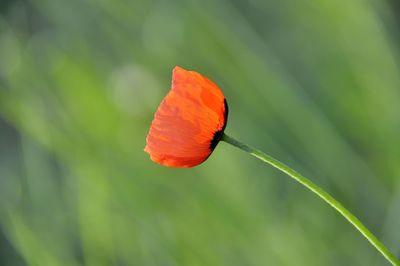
<box><xmin>144</xmin><ymin>66</ymin><xmax>228</xmax><ymax>168</ymax></box>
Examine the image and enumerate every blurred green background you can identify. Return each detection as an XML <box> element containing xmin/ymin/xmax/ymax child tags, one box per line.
<box><xmin>0</xmin><ymin>0</ymin><xmax>399</xmax><ymax>265</ymax></box>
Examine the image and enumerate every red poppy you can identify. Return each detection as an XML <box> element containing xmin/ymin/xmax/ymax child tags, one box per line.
<box><xmin>144</xmin><ymin>66</ymin><xmax>228</xmax><ymax>168</ymax></box>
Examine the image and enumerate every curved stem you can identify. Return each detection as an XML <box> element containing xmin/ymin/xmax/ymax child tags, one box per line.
<box><xmin>221</xmin><ymin>133</ymin><xmax>399</xmax><ymax>266</ymax></box>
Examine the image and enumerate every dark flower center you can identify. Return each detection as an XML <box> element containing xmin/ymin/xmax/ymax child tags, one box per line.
<box><xmin>210</xmin><ymin>99</ymin><xmax>229</xmax><ymax>150</ymax></box>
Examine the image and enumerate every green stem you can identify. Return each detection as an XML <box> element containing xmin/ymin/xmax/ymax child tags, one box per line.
<box><xmin>221</xmin><ymin>133</ymin><xmax>399</xmax><ymax>266</ymax></box>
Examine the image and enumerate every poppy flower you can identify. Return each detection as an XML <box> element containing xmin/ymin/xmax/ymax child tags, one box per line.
<box><xmin>144</xmin><ymin>66</ymin><xmax>228</xmax><ymax>168</ymax></box>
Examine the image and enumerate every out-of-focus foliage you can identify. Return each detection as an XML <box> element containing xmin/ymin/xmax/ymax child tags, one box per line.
<box><xmin>0</xmin><ymin>0</ymin><xmax>399</xmax><ymax>265</ymax></box>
